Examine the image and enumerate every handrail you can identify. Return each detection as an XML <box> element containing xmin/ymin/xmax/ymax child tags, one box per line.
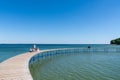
<box><xmin>0</xmin><ymin>47</ymin><xmax>120</xmax><ymax>80</ymax></box>
<box><xmin>29</xmin><ymin>47</ymin><xmax>120</xmax><ymax>64</ymax></box>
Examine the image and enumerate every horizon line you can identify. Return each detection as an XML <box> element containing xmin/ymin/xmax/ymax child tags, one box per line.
<box><xmin>0</xmin><ymin>43</ymin><xmax>110</xmax><ymax>44</ymax></box>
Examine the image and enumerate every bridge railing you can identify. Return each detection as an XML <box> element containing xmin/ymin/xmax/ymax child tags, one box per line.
<box><xmin>29</xmin><ymin>47</ymin><xmax>120</xmax><ymax>65</ymax></box>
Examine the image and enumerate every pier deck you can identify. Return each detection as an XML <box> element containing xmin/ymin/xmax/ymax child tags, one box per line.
<box><xmin>0</xmin><ymin>48</ymin><xmax>117</xmax><ymax>80</ymax></box>
<box><xmin>0</xmin><ymin>51</ymin><xmax>40</xmax><ymax>80</ymax></box>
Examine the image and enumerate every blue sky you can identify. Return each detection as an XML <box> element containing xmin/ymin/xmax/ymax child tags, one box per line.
<box><xmin>0</xmin><ymin>0</ymin><xmax>120</xmax><ymax>44</ymax></box>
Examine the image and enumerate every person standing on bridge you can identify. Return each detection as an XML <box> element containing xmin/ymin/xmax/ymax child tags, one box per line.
<box><xmin>29</xmin><ymin>44</ymin><xmax>40</xmax><ymax>52</ymax></box>
<box><xmin>33</xmin><ymin>44</ymin><xmax>40</xmax><ymax>52</ymax></box>
<box><xmin>34</xmin><ymin>44</ymin><xmax>36</xmax><ymax>49</ymax></box>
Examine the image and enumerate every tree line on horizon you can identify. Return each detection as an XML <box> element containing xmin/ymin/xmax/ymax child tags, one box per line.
<box><xmin>110</xmin><ymin>38</ymin><xmax>120</xmax><ymax>45</ymax></box>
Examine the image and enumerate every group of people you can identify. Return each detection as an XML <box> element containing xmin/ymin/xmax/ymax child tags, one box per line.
<box><xmin>29</xmin><ymin>44</ymin><xmax>40</xmax><ymax>52</ymax></box>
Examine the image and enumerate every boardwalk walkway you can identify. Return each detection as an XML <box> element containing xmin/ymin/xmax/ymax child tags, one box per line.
<box><xmin>0</xmin><ymin>51</ymin><xmax>41</xmax><ymax>80</ymax></box>
<box><xmin>1</xmin><ymin>48</ymin><xmax>119</xmax><ymax>80</ymax></box>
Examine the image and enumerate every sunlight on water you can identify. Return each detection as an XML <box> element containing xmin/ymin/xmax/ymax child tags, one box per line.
<box><xmin>30</xmin><ymin>52</ymin><xmax>120</xmax><ymax>80</ymax></box>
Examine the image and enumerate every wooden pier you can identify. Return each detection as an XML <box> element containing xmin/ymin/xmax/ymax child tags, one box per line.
<box><xmin>0</xmin><ymin>48</ymin><xmax>120</xmax><ymax>80</ymax></box>
<box><xmin>0</xmin><ymin>51</ymin><xmax>41</xmax><ymax>80</ymax></box>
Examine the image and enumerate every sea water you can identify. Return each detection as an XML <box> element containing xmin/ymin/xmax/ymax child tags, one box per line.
<box><xmin>1</xmin><ymin>44</ymin><xmax>120</xmax><ymax>80</ymax></box>
<box><xmin>0</xmin><ymin>44</ymin><xmax>113</xmax><ymax>62</ymax></box>
<box><xmin>30</xmin><ymin>50</ymin><xmax>120</xmax><ymax>80</ymax></box>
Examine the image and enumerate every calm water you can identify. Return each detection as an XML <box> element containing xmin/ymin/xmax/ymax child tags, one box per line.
<box><xmin>0</xmin><ymin>44</ymin><xmax>115</xmax><ymax>62</ymax></box>
<box><xmin>30</xmin><ymin>52</ymin><xmax>120</xmax><ymax>80</ymax></box>
<box><xmin>1</xmin><ymin>44</ymin><xmax>120</xmax><ymax>80</ymax></box>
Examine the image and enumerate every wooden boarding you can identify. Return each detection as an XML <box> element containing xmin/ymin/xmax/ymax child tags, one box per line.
<box><xmin>0</xmin><ymin>48</ymin><xmax>91</xmax><ymax>80</ymax></box>
<box><xmin>0</xmin><ymin>51</ymin><xmax>41</xmax><ymax>80</ymax></box>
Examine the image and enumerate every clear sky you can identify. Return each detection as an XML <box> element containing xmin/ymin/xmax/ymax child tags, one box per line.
<box><xmin>0</xmin><ymin>0</ymin><xmax>120</xmax><ymax>44</ymax></box>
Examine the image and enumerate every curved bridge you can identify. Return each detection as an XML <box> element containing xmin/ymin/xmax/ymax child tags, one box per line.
<box><xmin>0</xmin><ymin>48</ymin><xmax>120</xmax><ymax>80</ymax></box>
<box><xmin>29</xmin><ymin>47</ymin><xmax>120</xmax><ymax>65</ymax></box>
<box><xmin>0</xmin><ymin>51</ymin><xmax>41</xmax><ymax>80</ymax></box>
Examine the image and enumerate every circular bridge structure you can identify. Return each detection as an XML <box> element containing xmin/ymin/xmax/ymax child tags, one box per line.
<box><xmin>0</xmin><ymin>47</ymin><xmax>120</xmax><ymax>80</ymax></box>
<box><xmin>29</xmin><ymin>47</ymin><xmax>120</xmax><ymax>64</ymax></box>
